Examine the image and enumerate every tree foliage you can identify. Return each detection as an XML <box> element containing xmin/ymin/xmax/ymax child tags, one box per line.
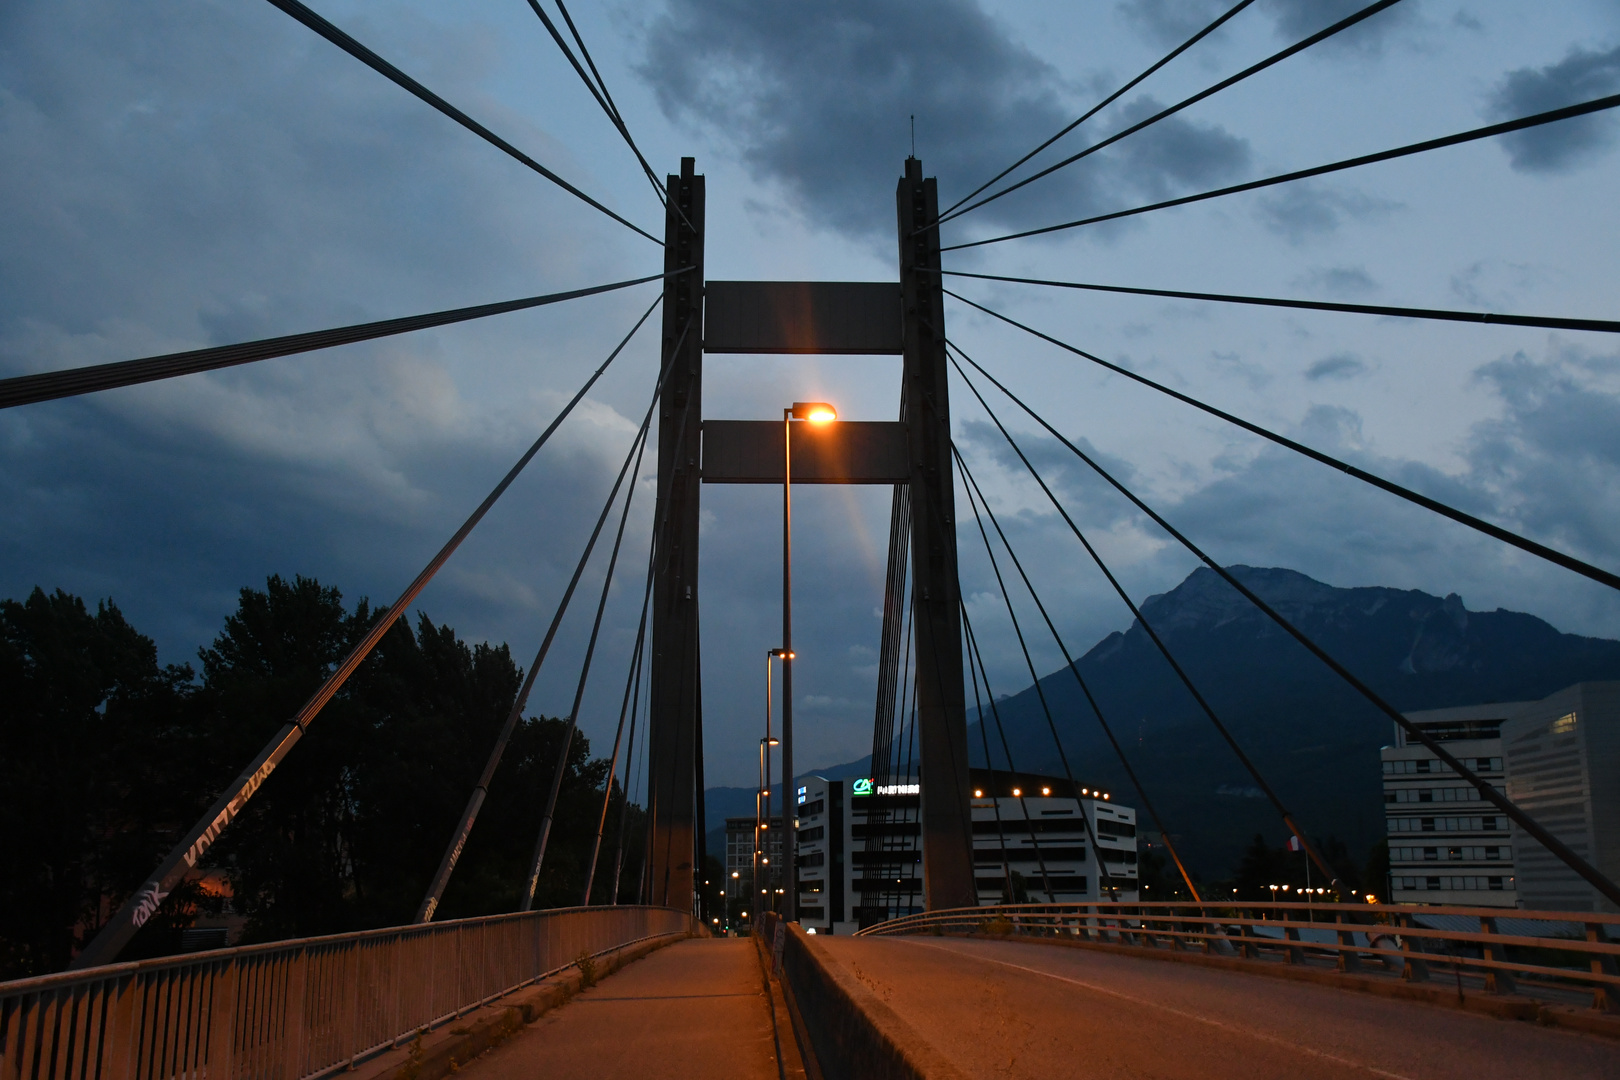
<box><xmin>0</xmin><ymin>576</ymin><xmax>645</xmax><ymax>977</ymax></box>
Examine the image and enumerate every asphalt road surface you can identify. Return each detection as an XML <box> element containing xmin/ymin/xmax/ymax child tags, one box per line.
<box><xmin>814</xmin><ymin>935</ymin><xmax>1619</xmax><ymax>1080</ymax></box>
<box><xmin>457</xmin><ymin>939</ymin><xmax>780</xmax><ymax>1080</ymax></box>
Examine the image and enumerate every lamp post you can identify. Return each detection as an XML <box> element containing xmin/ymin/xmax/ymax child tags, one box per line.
<box><xmin>782</xmin><ymin>401</ymin><xmax>835</xmax><ymax>922</ymax></box>
<box><xmin>755</xmin><ymin>733</ymin><xmax>779</xmax><ymax>918</ymax></box>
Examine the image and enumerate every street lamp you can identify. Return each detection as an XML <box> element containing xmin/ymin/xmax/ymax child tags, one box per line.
<box><xmin>782</xmin><ymin>401</ymin><xmax>835</xmax><ymax>923</ymax></box>
<box><xmin>755</xmin><ymin>733</ymin><xmax>780</xmax><ymax>917</ymax></box>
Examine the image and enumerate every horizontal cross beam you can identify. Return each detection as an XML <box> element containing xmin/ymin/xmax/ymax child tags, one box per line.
<box><xmin>701</xmin><ymin>420</ymin><xmax>909</xmax><ymax>483</ymax></box>
<box><xmin>704</xmin><ymin>281</ymin><xmax>902</xmax><ymax>354</ymax></box>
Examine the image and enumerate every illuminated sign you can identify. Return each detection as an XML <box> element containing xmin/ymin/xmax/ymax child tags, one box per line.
<box><xmin>849</xmin><ymin>778</ymin><xmax>918</xmax><ymax>796</ymax></box>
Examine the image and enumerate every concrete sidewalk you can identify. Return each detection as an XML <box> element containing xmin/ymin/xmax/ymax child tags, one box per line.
<box><xmin>454</xmin><ymin>938</ymin><xmax>781</xmax><ymax>1080</ymax></box>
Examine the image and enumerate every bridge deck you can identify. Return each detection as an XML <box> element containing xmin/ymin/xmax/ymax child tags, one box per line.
<box><xmin>455</xmin><ymin>938</ymin><xmax>781</xmax><ymax>1080</ymax></box>
<box><xmin>815</xmin><ymin>936</ymin><xmax>1617</xmax><ymax>1079</ymax></box>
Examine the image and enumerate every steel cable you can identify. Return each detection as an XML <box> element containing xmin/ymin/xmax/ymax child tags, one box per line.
<box><xmin>948</xmin><ymin>340</ymin><xmax>1620</xmax><ymax>908</ymax></box>
<box><xmin>1</xmin><ymin>272</ymin><xmax>681</xmax><ymax>410</ymax></box>
<box><xmin>953</xmin><ymin>443</ymin><xmax>1202</xmax><ymax>901</ymax></box>
<box><xmin>407</xmin><ymin>296</ymin><xmax>662</xmax><ymax>922</ymax></box>
<box><xmin>954</xmin><ymin>450</ymin><xmax>1122</xmax><ymax>900</ymax></box>
<box><xmin>581</xmin><ymin>538</ymin><xmax>655</xmax><ymax>905</ymax></box>
<box><xmin>946</xmin><ymin>271</ymin><xmax>1620</xmax><ymax>335</ymax></box>
<box><xmin>958</xmin><ymin>605</ymin><xmax>1056</xmax><ymax>901</ymax></box>
<box><xmin>80</xmin><ymin>297</ymin><xmax>659</xmax><ymax>962</ymax></box>
<box><xmin>520</xmin><ymin>0</ymin><xmax>671</xmax><ymax>213</ymax></box>
<box><xmin>945</xmin><ymin>288</ymin><xmax>1620</xmax><ymax>593</ymax></box>
<box><xmin>947</xmin><ymin>340</ymin><xmax>1344</xmax><ymax>889</ymax></box>
<box><xmin>935</xmin><ymin>0</ymin><xmax>1404</xmax><ymax>228</ymax></box>
<box><xmin>935</xmin><ymin>0</ymin><xmax>1256</xmax><ymax>222</ymax></box>
<box><xmin>522</xmin><ymin>314</ymin><xmax>683</xmax><ymax>909</ymax></box>
<box><xmin>944</xmin><ymin>90</ymin><xmax>1620</xmax><ymax>251</ymax></box>
<box><xmin>264</xmin><ymin>0</ymin><xmax>660</xmax><ymax>244</ymax></box>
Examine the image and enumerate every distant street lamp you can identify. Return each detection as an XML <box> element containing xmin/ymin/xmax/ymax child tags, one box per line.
<box><xmin>782</xmin><ymin>401</ymin><xmax>835</xmax><ymax>923</ymax></box>
<box><xmin>755</xmin><ymin>732</ymin><xmax>780</xmax><ymax>916</ymax></box>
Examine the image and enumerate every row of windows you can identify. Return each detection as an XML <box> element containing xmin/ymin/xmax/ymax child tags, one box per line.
<box><xmin>973</xmin><ymin>846</ymin><xmax>1089</xmax><ymax>864</ymax></box>
<box><xmin>1385</xmin><ymin>785</ymin><xmax>1503</xmax><ymax>804</ymax></box>
<box><xmin>1393</xmin><ymin>875</ymin><xmax>1513</xmax><ymax>891</ymax></box>
<box><xmin>1391</xmin><ymin>845</ymin><xmax>1510</xmax><ymax>863</ymax></box>
<box><xmin>797</xmin><ymin>826</ymin><xmax>825</xmax><ymax>842</ymax></box>
<box><xmin>974</xmin><ymin>875</ymin><xmax>1090</xmax><ymax>892</ymax></box>
<box><xmin>1382</xmin><ymin>757</ymin><xmax>1501</xmax><ymax>775</ymax></box>
<box><xmin>971</xmin><ymin>819</ymin><xmax>1093</xmax><ymax>835</ymax></box>
<box><xmin>1094</xmin><ymin>819</ymin><xmax>1136</xmax><ymax>837</ymax></box>
<box><xmin>799</xmin><ymin>799</ymin><xmax>825</xmax><ymax>817</ymax></box>
<box><xmin>1387</xmin><ymin>816</ymin><xmax>1505</xmax><ymax>833</ymax></box>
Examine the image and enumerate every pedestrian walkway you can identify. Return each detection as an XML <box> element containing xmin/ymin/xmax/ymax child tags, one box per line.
<box><xmin>455</xmin><ymin>938</ymin><xmax>781</xmax><ymax>1080</ymax></box>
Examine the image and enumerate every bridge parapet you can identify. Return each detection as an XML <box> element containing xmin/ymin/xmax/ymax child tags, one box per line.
<box><xmin>856</xmin><ymin>901</ymin><xmax>1620</xmax><ymax>1016</ymax></box>
<box><xmin>0</xmin><ymin>906</ymin><xmax>691</xmax><ymax>1080</ymax></box>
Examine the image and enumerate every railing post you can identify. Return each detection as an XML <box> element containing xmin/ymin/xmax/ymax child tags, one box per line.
<box><xmin>1588</xmin><ymin>922</ymin><xmax>1618</xmax><ymax>1012</ymax></box>
<box><xmin>1284</xmin><ymin>923</ymin><xmax>1303</xmax><ymax>965</ymax></box>
<box><xmin>1480</xmin><ymin>916</ymin><xmax>1515</xmax><ymax>995</ymax></box>
<box><xmin>1335</xmin><ymin>907</ymin><xmax>1361</xmax><ymax>973</ymax></box>
<box><xmin>1396</xmin><ymin>912</ymin><xmax>1429</xmax><ymax>982</ymax></box>
<box><xmin>204</xmin><ymin>958</ymin><xmax>238</xmax><ymax>1080</ymax></box>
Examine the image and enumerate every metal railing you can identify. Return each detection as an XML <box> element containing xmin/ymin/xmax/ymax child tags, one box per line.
<box><xmin>1</xmin><ymin>905</ymin><xmax>691</xmax><ymax>1080</ymax></box>
<box><xmin>856</xmin><ymin>901</ymin><xmax>1620</xmax><ymax>1011</ymax></box>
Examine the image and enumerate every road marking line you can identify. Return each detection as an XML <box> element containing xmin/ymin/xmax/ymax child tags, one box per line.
<box><xmin>906</xmin><ymin>940</ymin><xmax>1417</xmax><ymax>1080</ymax></box>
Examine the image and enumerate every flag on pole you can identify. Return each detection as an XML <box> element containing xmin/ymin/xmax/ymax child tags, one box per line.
<box><xmin>1286</xmin><ymin>834</ymin><xmax>1304</xmax><ymax>852</ymax></box>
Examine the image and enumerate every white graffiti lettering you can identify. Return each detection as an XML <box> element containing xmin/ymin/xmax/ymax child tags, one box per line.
<box><xmin>130</xmin><ymin>882</ymin><xmax>169</xmax><ymax>927</ymax></box>
<box><xmin>183</xmin><ymin>757</ymin><xmax>280</xmax><ymax>868</ymax></box>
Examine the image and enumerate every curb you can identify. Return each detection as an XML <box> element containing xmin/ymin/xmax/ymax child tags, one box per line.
<box><xmin>352</xmin><ymin>931</ymin><xmax>689</xmax><ymax>1080</ymax></box>
<box><xmin>781</xmin><ymin>925</ymin><xmax>971</xmax><ymax>1080</ymax></box>
<box><xmin>948</xmin><ymin>932</ymin><xmax>1620</xmax><ymax>1039</ymax></box>
<box><xmin>753</xmin><ymin>933</ymin><xmax>813</xmax><ymax>1080</ymax></box>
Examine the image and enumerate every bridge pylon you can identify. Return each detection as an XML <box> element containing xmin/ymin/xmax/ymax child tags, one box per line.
<box><xmin>896</xmin><ymin>158</ymin><xmax>976</xmax><ymax>910</ymax></box>
<box><xmin>647</xmin><ymin>157</ymin><xmax>705</xmax><ymax>911</ymax></box>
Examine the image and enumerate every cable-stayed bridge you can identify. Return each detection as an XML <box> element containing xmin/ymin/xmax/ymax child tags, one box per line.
<box><xmin>3</xmin><ymin>0</ymin><xmax>1620</xmax><ymax>1077</ymax></box>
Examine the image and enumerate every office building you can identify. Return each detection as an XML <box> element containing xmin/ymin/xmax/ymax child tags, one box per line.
<box><xmin>1382</xmin><ymin>701</ymin><xmax>1522</xmax><ymax>907</ymax></box>
<box><xmin>724</xmin><ymin>814</ymin><xmax>783</xmax><ymax>925</ymax></box>
<box><xmin>794</xmin><ymin>770</ymin><xmax>1137</xmax><ymax>935</ymax></box>
<box><xmin>1502</xmin><ymin>683</ymin><xmax>1620</xmax><ymax>913</ymax></box>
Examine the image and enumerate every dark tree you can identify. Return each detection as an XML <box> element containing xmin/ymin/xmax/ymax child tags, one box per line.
<box><xmin>0</xmin><ymin>589</ymin><xmax>196</xmax><ymax>977</ymax></box>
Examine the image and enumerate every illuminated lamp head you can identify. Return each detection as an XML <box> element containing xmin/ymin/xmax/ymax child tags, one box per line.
<box><xmin>790</xmin><ymin>401</ymin><xmax>838</xmax><ymax>424</ymax></box>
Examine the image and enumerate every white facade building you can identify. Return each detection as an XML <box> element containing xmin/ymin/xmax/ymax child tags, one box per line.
<box><xmin>794</xmin><ymin>770</ymin><xmax>1137</xmax><ymax>935</ymax></box>
<box><xmin>1503</xmin><ymin>683</ymin><xmax>1620</xmax><ymax>914</ymax></box>
<box><xmin>1382</xmin><ymin>702</ymin><xmax>1522</xmax><ymax>907</ymax></box>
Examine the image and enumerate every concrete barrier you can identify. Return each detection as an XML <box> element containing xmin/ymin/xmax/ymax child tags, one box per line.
<box><xmin>764</xmin><ymin>916</ymin><xmax>968</xmax><ymax>1080</ymax></box>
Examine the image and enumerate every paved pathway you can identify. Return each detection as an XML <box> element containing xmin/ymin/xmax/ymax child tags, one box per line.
<box><xmin>815</xmin><ymin>936</ymin><xmax>1619</xmax><ymax>1080</ymax></box>
<box><xmin>458</xmin><ymin>939</ymin><xmax>780</xmax><ymax>1080</ymax></box>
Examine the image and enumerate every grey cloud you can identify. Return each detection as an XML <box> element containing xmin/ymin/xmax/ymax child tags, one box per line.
<box><xmin>637</xmin><ymin>0</ymin><xmax>1250</xmax><ymax>240</ymax></box>
<box><xmin>1485</xmin><ymin>45</ymin><xmax>1620</xmax><ymax>173</ymax></box>
<box><xmin>1254</xmin><ymin>181</ymin><xmax>1401</xmax><ymax>243</ymax></box>
<box><xmin>1258</xmin><ymin>0</ymin><xmax>1421</xmax><ymax>55</ymax></box>
<box><xmin>1293</xmin><ymin>266</ymin><xmax>1378</xmax><ymax>296</ymax></box>
<box><xmin>1304</xmin><ymin>353</ymin><xmax>1368</xmax><ymax>380</ymax></box>
<box><xmin>1116</xmin><ymin>0</ymin><xmax>1233</xmax><ymax>48</ymax></box>
<box><xmin>1103</xmin><ymin>96</ymin><xmax>1252</xmax><ymax>201</ymax></box>
<box><xmin>1117</xmin><ymin>0</ymin><xmax>1418</xmax><ymax>54</ymax></box>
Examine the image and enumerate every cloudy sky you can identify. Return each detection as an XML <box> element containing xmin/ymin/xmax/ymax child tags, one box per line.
<box><xmin>4</xmin><ymin>0</ymin><xmax>1620</xmax><ymax>792</ymax></box>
